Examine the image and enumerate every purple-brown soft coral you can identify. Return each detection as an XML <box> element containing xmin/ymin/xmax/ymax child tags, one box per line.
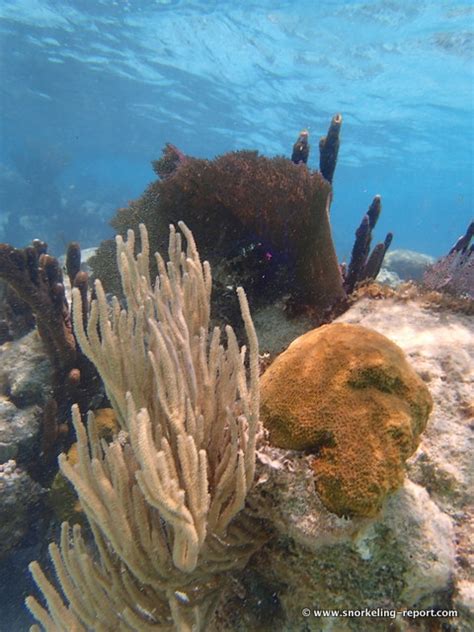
<box><xmin>423</xmin><ymin>221</ymin><xmax>473</xmax><ymax>299</ymax></box>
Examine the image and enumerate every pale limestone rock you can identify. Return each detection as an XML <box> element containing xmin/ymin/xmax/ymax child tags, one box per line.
<box><xmin>454</xmin><ymin>580</ymin><xmax>474</xmax><ymax>631</ymax></box>
<box><xmin>0</xmin><ymin>460</ymin><xmax>44</xmax><ymax>558</ymax></box>
<box><xmin>0</xmin><ymin>330</ymin><xmax>51</xmax><ymax>406</ymax></box>
<box><xmin>0</xmin><ymin>397</ymin><xmax>41</xmax><ymax>462</ymax></box>
<box><xmin>382</xmin><ymin>249</ymin><xmax>435</xmax><ymax>281</ymax></box>
<box><xmin>361</xmin><ymin>480</ymin><xmax>455</xmax><ymax>604</ymax></box>
<box><xmin>252</xmin><ymin>302</ymin><xmax>315</xmax><ymax>355</ymax></box>
<box><xmin>0</xmin><ymin>331</ymin><xmax>49</xmax><ymax>462</ymax></box>
<box><xmin>221</xmin><ymin>297</ymin><xmax>472</xmax><ymax>631</ymax></box>
<box><xmin>375</xmin><ymin>267</ymin><xmax>402</xmax><ymax>287</ymax></box>
<box><xmin>0</xmin><ymin>331</ymin><xmax>49</xmax><ymax>558</ymax></box>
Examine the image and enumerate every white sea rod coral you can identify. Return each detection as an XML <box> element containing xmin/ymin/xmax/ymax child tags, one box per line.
<box><xmin>26</xmin><ymin>222</ymin><xmax>263</xmax><ymax>631</ymax></box>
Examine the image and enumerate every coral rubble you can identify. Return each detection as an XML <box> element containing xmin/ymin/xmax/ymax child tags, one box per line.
<box><xmin>260</xmin><ymin>322</ymin><xmax>432</xmax><ymax>517</ymax></box>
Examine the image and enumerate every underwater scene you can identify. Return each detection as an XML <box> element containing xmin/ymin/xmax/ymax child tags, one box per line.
<box><xmin>0</xmin><ymin>1</ymin><xmax>473</xmax><ymax>631</ymax></box>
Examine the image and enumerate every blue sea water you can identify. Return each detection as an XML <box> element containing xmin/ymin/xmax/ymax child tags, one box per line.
<box><xmin>0</xmin><ymin>0</ymin><xmax>473</xmax><ymax>260</ymax></box>
<box><xmin>0</xmin><ymin>3</ymin><xmax>473</xmax><ymax>630</ymax></box>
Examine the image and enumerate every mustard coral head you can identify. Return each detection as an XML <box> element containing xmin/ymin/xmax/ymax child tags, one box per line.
<box><xmin>261</xmin><ymin>323</ymin><xmax>433</xmax><ymax>517</ymax></box>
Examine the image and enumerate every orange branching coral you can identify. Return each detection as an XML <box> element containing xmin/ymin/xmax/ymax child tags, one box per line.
<box><xmin>260</xmin><ymin>323</ymin><xmax>433</xmax><ymax>517</ymax></box>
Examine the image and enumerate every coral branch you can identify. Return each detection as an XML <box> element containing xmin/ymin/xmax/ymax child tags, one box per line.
<box><xmin>27</xmin><ymin>223</ymin><xmax>266</xmax><ymax>630</ymax></box>
<box><xmin>367</xmin><ymin>194</ymin><xmax>382</xmax><ymax>230</ymax></box>
<box><xmin>0</xmin><ymin>243</ymin><xmax>76</xmax><ymax>371</ymax></box>
<box><xmin>363</xmin><ymin>232</ymin><xmax>393</xmax><ymax>281</ymax></box>
<box><xmin>0</xmin><ymin>240</ymin><xmax>102</xmax><ymax>476</ymax></box>
<box><xmin>319</xmin><ymin>113</ymin><xmax>342</xmax><ymax>183</ymax></box>
<box><xmin>344</xmin><ymin>195</ymin><xmax>391</xmax><ymax>293</ymax></box>
<box><xmin>291</xmin><ymin>129</ymin><xmax>310</xmax><ymax>165</ymax></box>
<box><xmin>65</xmin><ymin>242</ymin><xmax>81</xmax><ymax>287</ymax></box>
<box><xmin>152</xmin><ymin>142</ymin><xmax>188</xmax><ymax>179</ymax></box>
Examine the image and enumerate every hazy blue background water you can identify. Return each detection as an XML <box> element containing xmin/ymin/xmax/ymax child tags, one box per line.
<box><xmin>0</xmin><ymin>1</ymin><xmax>473</xmax><ymax>259</ymax></box>
<box><xmin>0</xmin><ymin>2</ymin><xmax>473</xmax><ymax>630</ymax></box>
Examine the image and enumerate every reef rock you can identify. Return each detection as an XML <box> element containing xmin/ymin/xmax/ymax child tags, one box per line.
<box><xmin>260</xmin><ymin>322</ymin><xmax>432</xmax><ymax>517</ymax></box>
<box><xmin>0</xmin><ymin>397</ymin><xmax>42</xmax><ymax>463</ymax></box>
<box><xmin>338</xmin><ymin>298</ymin><xmax>473</xmax><ymax>515</ymax></box>
<box><xmin>0</xmin><ymin>331</ymin><xmax>50</xmax><ymax>559</ymax></box>
<box><xmin>223</xmin><ymin>297</ymin><xmax>472</xmax><ymax>632</ymax></box>
<box><xmin>0</xmin><ymin>331</ymin><xmax>50</xmax><ymax>461</ymax></box>
<box><xmin>383</xmin><ymin>248</ymin><xmax>435</xmax><ymax>281</ymax></box>
<box><xmin>0</xmin><ymin>459</ymin><xmax>44</xmax><ymax>558</ymax></box>
<box><xmin>374</xmin><ymin>267</ymin><xmax>402</xmax><ymax>287</ymax></box>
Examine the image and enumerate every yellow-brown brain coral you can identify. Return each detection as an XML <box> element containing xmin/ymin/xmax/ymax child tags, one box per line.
<box><xmin>260</xmin><ymin>323</ymin><xmax>433</xmax><ymax>517</ymax></box>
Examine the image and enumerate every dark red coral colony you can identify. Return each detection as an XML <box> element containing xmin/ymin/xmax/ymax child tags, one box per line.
<box><xmin>92</xmin><ymin>114</ymin><xmax>393</xmax><ymax>317</ymax></box>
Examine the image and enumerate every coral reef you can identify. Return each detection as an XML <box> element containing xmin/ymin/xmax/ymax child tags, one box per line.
<box><xmin>217</xmin><ymin>295</ymin><xmax>471</xmax><ymax>632</ymax></box>
<box><xmin>291</xmin><ymin>129</ymin><xmax>310</xmax><ymax>165</ymax></box>
<box><xmin>260</xmin><ymin>322</ymin><xmax>433</xmax><ymax>517</ymax></box>
<box><xmin>423</xmin><ymin>220</ymin><xmax>473</xmax><ymax>298</ymax></box>
<box><xmin>319</xmin><ymin>113</ymin><xmax>341</xmax><ymax>183</ymax></box>
<box><xmin>27</xmin><ymin>223</ymin><xmax>265</xmax><ymax>631</ymax></box>
<box><xmin>0</xmin><ymin>279</ymin><xmax>35</xmax><ymax>342</ymax></box>
<box><xmin>152</xmin><ymin>142</ymin><xmax>188</xmax><ymax>178</ymax></box>
<box><xmin>337</xmin><ymin>296</ymin><xmax>474</xmax><ymax>630</ymax></box>
<box><xmin>0</xmin><ymin>240</ymin><xmax>102</xmax><ymax>477</ymax></box>
<box><xmin>237</xmin><ymin>464</ymin><xmax>456</xmax><ymax>632</ymax></box>
<box><xmin>95</xmin><ymin>147</ymin><xmax>342</xmax><ymax>311</ymax></box>
<box><xmin>0</xmin><ymin>240</ymin><xmax>76</xmax><ymax>373</ymax></box>
<box><xmin>338</xmin><ymin>298</ymin><xmax>473</xmax><ymax>514</ymax></box>
<box><xmin>382</xmin><ymin>248</ymin><xmax>435</xmax><ymax>282</ymax></box>
<box><xmin>343</xmin><ymin>195</ymin><xmax>393</xmax><ymax>294</ymax></box>
<box><xmin>91</xmin><ymin>115</ymin><xmax>391</xmax><ymax>319</ymax></box>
